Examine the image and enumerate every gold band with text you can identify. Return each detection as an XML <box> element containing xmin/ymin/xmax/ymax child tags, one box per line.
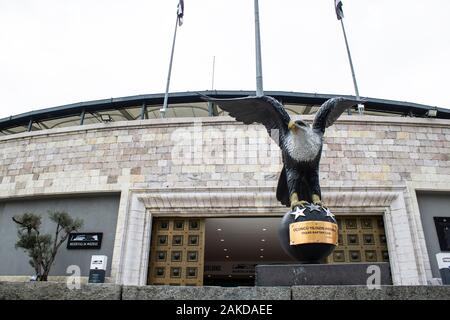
<box><xmin>289</xmin><ymin>221</ymin><xmax>338</xmax><ymax>245</ymax></box>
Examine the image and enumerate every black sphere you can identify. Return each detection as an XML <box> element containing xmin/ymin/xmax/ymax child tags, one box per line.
<box><xmin>278</xmin><ymin>205</ymin><xmax>338</xmax><ymax>264</ymax></box>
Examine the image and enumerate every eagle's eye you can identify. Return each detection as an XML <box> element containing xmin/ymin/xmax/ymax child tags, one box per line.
<box><xmin>296</xmin><ymin>120</ymin><xmax>308</xmax><ymax>127</ymax></box>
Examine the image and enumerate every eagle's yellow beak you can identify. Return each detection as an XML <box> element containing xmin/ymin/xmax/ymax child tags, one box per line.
<box><xmin>288</xmin><ymin>120</ymin><xmax>297</xmax><ymax>132</ymax></box>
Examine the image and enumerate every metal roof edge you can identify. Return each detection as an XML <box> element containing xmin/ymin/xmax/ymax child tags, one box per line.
<box><xmin>1</xmin><ymin>90</ymin><xmax>449</xmax><ymax>129</ymax></box>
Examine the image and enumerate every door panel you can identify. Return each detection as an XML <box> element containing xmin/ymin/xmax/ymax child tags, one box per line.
<box><xmin>148</xmin><ymin>218</ymin><xmax>205</xmax><ymax>286</ymax></box>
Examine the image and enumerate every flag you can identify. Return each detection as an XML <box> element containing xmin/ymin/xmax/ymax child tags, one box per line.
<box><xmin>177</xmin><ymin>0</ymin><xmax>184</xmax><ymax>26</ymax></box>
<box><xmin>335</xmin><ymin>0</ymin><xmax>344</xmax><ymax>20</ymax></box>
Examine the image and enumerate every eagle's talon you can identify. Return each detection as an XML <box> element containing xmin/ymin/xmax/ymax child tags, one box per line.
<box><xmin>312</xmin><ymin>194</ymin><xmax>323</xmax><ymax>207</ymax></box>
<box><xmin>291</xmin><ymin>200</ymin><xmax>309</xmax><ymax>211</ymax></box>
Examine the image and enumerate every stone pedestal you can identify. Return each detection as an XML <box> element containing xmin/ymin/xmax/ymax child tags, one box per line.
<box><xmin>255</xmin><ymin>262</ymin><xmax>392</xmax><ymax>286</ymax></box>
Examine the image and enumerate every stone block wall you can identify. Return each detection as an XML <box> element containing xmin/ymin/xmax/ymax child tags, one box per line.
<box><xmin>0</xmin><ymin>116</ymin><xmax>448</xmax><ymax>195</ymax></box>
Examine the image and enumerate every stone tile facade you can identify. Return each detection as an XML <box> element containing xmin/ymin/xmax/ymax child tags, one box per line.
<box><xmin>0</xmin><ymin>115</ymin><xmax>449</xmax><ymax>285</ymax></box>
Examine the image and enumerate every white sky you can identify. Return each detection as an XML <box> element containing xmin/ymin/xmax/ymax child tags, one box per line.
<box><xmin>1</xmin><ymin>0</ymin><xmax>449</xmax><ymax>119</ymax></box>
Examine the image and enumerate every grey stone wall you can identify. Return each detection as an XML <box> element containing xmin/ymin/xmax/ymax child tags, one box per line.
<box><xmin>123</xmin><ymin>285</ymin><xmax>290</xmax><ymax>300</ymax></box>
<box><xmin>0</xmin><ymin>116</ymin><xmax>448</xmax><ymax>196</ymax></box>
<box><xmin>0</xmin><ymin>194</ymin><xmax>120</xmax><ymax>277</ymax></box>
<box><xmin>1</xmin><ymin>282</ymin><xmax>449</xmax><ymax>300</ymax></box>
<box><xmin>0</xmin><ymin>281</ymin><xmax>121</xmax><ymax>300</ymax></box>
<box><xmin>291</xmin><ymin>285</ymin><xmax>450</xmax><ymax>300</ymax></box>
<box><xmin>416</xmin><ymin>192</ymin><xmax>450</xmax><ymax>278</ymax></box>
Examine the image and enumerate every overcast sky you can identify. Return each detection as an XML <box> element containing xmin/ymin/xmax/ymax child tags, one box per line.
<box><xmin>1</xmin><ymin>0</ymin><xmax>449</xmax><ymax>119</ymax></box>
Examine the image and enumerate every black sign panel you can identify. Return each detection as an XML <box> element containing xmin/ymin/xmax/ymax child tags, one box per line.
<box><xmin>88</xmin><ymin>269</ymin><xmax>106</xmax><ymax>283</ymax></box>
<box><xmin>434</xmin><ymin>217</ymin><xmax>450</xmax><ymax>251</ymax></box>
<box><xmin>67</xmin><ymin>232</ymin><xmax>103</xmax><ymax>250</ymax></box>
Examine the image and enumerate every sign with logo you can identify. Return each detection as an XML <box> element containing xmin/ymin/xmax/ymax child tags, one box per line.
<box><xmin>67</xmin><ymin>232</ymin><xmax>103</xmax><ymax>250</ymax></box>
<box><xmin>289</xmin><ymin>221</ymin><xmax>338</xmax><ymax>245</ymax></box>
<box><xmin>88</xmin><ymin>255</ymin><xmax>107</xmax><ymax>284</ymax></box>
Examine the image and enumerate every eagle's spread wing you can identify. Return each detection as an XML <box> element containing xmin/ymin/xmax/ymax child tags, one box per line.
<box><xmin>313</xmin><ymin>97</ymin><xmax>360</xmax><ymax>131</ymax></box>
<box><xmin>201</xmin><ymin>95</ymin><xmax>291</xmax><ymax>147</ymax></box>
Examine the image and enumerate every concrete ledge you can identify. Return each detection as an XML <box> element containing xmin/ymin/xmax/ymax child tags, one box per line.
<box><xmin>256</xmin><ymin>263</ymin><xmax>392</xmax><ymax>286</ymax></box>
<box><xmin>2</xmin><ymin>282</ymin><xmax>450</xmax><ymax>300</ymax></box>
<box><xmin>122</xmin><ymin>285</ymin><xmax>291</xmax><ymax>300</ymax></box>
<box><xmin>0</xmin><ymin>281</ymin><xmax>121</xmax><ymax>300</ymax></box>
<box><xmin>0</xmin><ymin>276</ymin><xmax>113</xmax><ymax>284</ymax></box>
<box><xmin>292</xmin><ymin>285</ymin><xmax>450</xmax><ymax>300</ymax></box>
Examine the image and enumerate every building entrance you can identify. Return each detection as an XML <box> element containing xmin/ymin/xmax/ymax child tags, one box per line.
<box><xmin>148</xmin><ymin>215</ymin><xmax>389</xmax><ymax>286</ymax></box>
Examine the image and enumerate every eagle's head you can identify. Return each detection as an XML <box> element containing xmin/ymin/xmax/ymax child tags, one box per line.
<box><xmin>288</xmin><ymin>119</ymin><xmax>310</xmax><ymax>132</ymax></box>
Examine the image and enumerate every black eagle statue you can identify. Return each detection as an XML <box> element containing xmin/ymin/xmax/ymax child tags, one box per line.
<box><xmin>201</xmin><ymin>95</ymin><xmax>360</xmax><ymax>210</ymax></box>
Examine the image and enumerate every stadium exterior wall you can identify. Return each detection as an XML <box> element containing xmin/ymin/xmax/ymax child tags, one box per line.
<box><xmin>0</xmin><ymin>115</ymin><xmax>449</xmax><ymax>286</ymax></box>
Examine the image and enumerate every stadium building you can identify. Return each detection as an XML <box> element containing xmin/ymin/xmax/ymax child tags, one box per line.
<box><xmin>0</xmin><ymin>90</ymin><xmax>449</xmax><ymax>286</ymax></box>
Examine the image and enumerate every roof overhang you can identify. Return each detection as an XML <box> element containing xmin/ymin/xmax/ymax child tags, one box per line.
<box><xmin>0</xmin><ymin>90</ymin><xmax>449</xmax><ymax>131</ymax></box>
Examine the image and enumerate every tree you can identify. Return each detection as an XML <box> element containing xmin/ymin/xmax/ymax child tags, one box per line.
<box><xmin>12</xmin><ymin>211</ymin><xmax>83</xmax><ymax>281</ymax></box>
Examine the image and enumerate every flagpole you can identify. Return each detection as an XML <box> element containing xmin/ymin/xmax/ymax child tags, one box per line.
<box><xmin>340</xmin><ymin>18</ymin><xmax>363</xmax><ymax>114</ymax></box>
<box><xmin>254</xmin><ymin>0</ymin><xmax>264</xmax><ymax>97</ymax></box>
<box><xmin>211</xmin><ymin>56</ymin><xmax>216</xmax><ymax>90</ymax></box>
<box><xmin>160</xmin><ymin>15</ymin><xmax>180</xmax><ymax>118</ymax></box>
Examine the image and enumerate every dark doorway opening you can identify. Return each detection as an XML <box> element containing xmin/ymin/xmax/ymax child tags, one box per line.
<box><xmin>203</xmin><ymin>217</ymin><xmax>294</xmax><ymax>287</ymax></box>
